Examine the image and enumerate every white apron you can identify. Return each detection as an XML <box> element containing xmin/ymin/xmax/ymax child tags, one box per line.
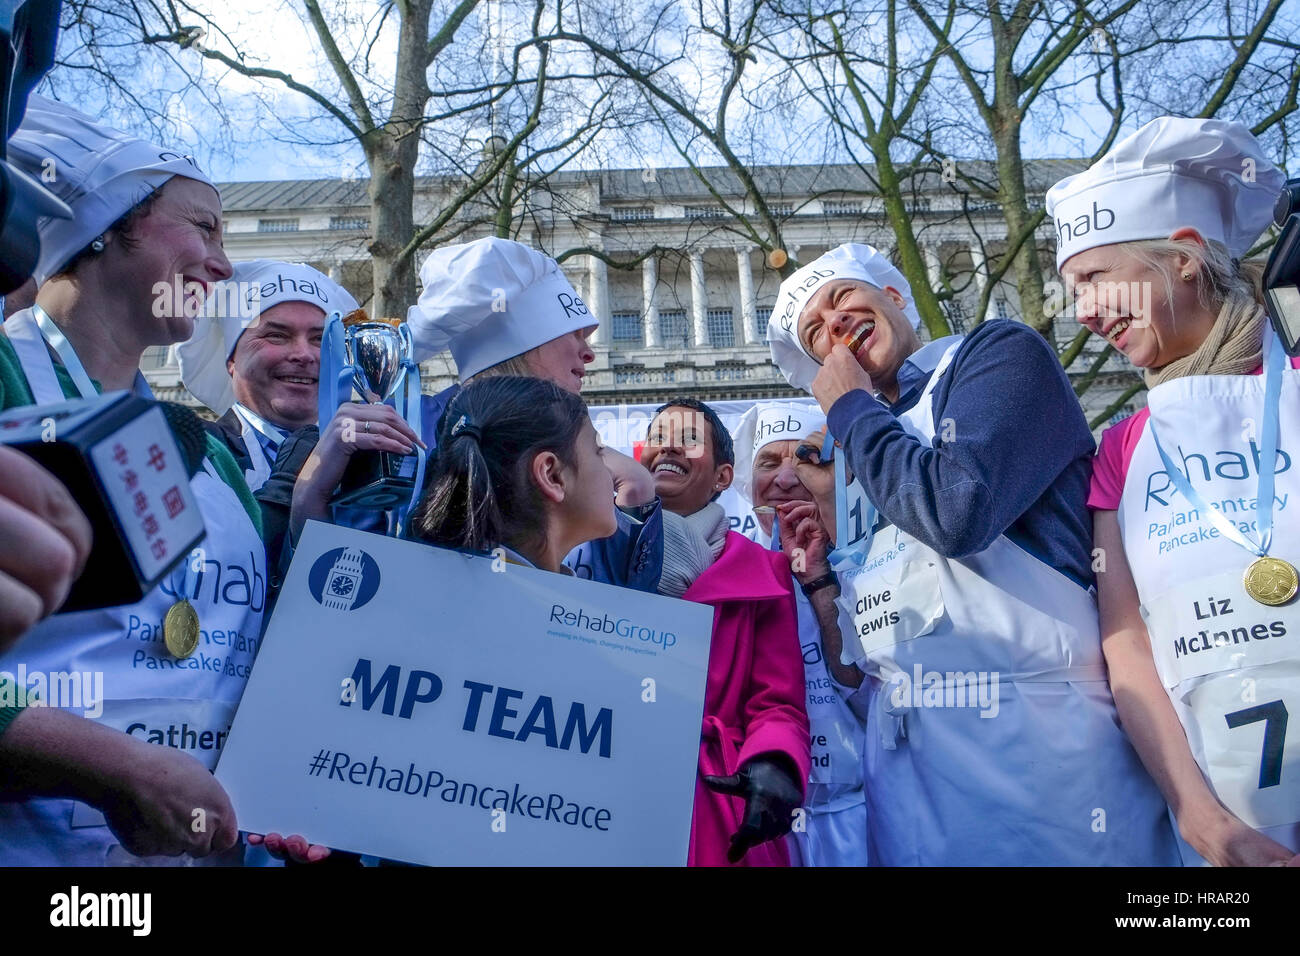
<box><xmin>787</xmin><ymin>586</ymin><xmax>868</xmax><ymax>867</ymax></box>
<box><xmin>1117</xmin><ymin>332</ymin><xmax>1300</xmax><ymax>860</ymax></box>
<box><xmin>833</xmin><ymin>340</ymin><xmax>1179</xmax><ymax>865</ymax></box>
<box><xmin>0</xmin><ymin>310</ymin><xmax>265</xmax><ymax>865</ymax></box>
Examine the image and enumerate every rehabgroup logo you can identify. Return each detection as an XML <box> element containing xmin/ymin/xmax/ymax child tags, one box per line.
<box><xmin>309</xmin><ymin>547</ymin><xmax>381</xmax><ymax>611</ymax></box>
<box><xmin>549</xmin><ymin>603</ymin><xmax>678</xmax><ymax>649</ymax></box>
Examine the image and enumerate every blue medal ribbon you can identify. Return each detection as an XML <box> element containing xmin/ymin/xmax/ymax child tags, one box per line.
<box><xmin>826</xmin><ymin>426</ymin><xmax>875</xmax><ymax>569</ymax></box>
<box><xmin>1147</xmin><ymin>325</ymin><xmax>1285</xmax><ymax>560</ymax></box>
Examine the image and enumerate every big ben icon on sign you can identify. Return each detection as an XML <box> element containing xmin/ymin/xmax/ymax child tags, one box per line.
<box><xmin>309</xmin><ymin>546</ymin><xmax>381</xmax><ymax>611</ymax></box>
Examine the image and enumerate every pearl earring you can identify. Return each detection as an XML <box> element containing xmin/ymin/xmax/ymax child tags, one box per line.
<box><xmin>90</xmin><ymin>235</ymin><xmax>106</xmax><ymax>253</ymax></box>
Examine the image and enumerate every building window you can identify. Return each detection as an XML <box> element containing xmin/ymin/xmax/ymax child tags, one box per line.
<box><xmin>943</xmin><ymin>300</ymin><xmax>968</xmax><ymax>334</ymax></box>
<box><xmin>904</xmin><ymin>198</ymin><xmax>932</xmax><ymax>214</ymax></box>
<box><xmin>822</xmin><ymin>200</ymin><xmax>861</xmax><ymax>216</ymax></box>
<box><xmin>768</xmin><ymin>203</ymin><xmax>793</xmax><ymax>217</ymax></box>
<box><xmin>994</xmin><ymin>298</ymin><xmax>1010</xmax><ymax>320</ymax></box>
<box><xmin>610</xmin><ymin>206</ymin><xmax>654</xmax><ymax>221</ymax></box>
<box><xmin>712</xmin><ymin>363</ymin><xmax>747</xmax><ymax>381</ymax></box>
<box><xmin>330</xmin><ymin>216</ymin><xmax>369</xmax><ymax>231</ymax></box>
<box><xmin>612</xmin><ymin>312</ymin><xmax>642</xmax><ymax>344</ymax></box>
<box><xmin>258</xmin><ymin>218</ymin><xmax>299</xmax><ymax>232</ymax></box>
<box><xmin>754</xmin><ymin>306</ymin><xmax>772</xmax><ymax>342</ymax></box>
<box><xmin>614</xmin><ymin>365</ymin><xmax>675</xmax><ymax>385</ymax></box>
<box><xmin>684</xmin><ymin>205</ymin><xmax>726</xmax><ymax>219</ymax></box>
<box><xmin>707</xmin><ymin>309</ymin><xmax>735</xmax><ymax>348</ymax></box>
<box><xmin>658</xmin><ymin>310</ymin><xmax>689</xmax><ymax>348</ymax></box>
<box><xmin>141</xmin><ymin>345</ymin><xmax>173</xmax><ymax>370</ymax></box>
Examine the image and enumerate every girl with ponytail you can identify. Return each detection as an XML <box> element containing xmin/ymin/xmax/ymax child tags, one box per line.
<box><xmin>412</xmin><ymin>376</ymin><xmax>617</xmax><ymax>571</ymax></box>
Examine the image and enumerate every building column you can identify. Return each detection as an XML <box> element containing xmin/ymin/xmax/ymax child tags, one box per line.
<box><xmin>922</xmin><ymin>244</ymin><xmax>943</xmax><ymax>291</ymax></box>
<box><xmin>690</xmin><ymin>250</ymin><xmax>708</xmax><ymax>347</ymax></box>
<box><xmin>586</xmin><ymin>242</ymin><xmax>610</xmax><ymax>346</ymax></box>
<box><xmin>737</xmin><ymin>246</ymin><xmax>759</xmax><ymax>345</ymax></box>
<box><xmin>642</xmin><ymin>255</ymin><xmax>661</xmax><ymax>348</ymax></box>
<box><xmin>968</xmin><ymin>243</ymin><xmax>991</xmax><ymax>322</ymax></box>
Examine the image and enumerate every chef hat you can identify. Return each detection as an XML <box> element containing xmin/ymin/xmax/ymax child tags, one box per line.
<box><xmin>176</xmin><ymin>259</ymin><xmax>358</xmax><ymax>416</ymax></box>
<box><xmin>407</xmin><ymin>237</ymin><xmax>596</xmax><ymax>378</ymax></box>
<box><xmin>767</xmin><ymin>243</ymin><xmax>922</xmax><ymax>393</ymax></box>
<box><xmin>1046</xmin><ymin>117</ymin><xmax>1284</xmax><ymax>269</ymax></box>
<box><xmin>732</xmin><ymin>401</ymin><xmax>827</xmax><ymax>503</ymax></box>
<box><xmin>8</xmin><ymin>95</ymin><xmax>218</xmax><ymax>285</ymax></box>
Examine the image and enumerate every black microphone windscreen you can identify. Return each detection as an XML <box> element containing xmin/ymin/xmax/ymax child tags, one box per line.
<box><xmin>160</xmin><ymin>401</ymin><xmax>208</xmax><ymax>478</ymax></box>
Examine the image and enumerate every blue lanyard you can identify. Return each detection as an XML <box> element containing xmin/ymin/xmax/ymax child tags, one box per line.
<box><xmin>826</xmin><ymin>426</ymin><xmax>875</xmax><ymax>568</ymax></box>
<box><xmin>1147</xmin><ymin>326</ymin><xmax>1285</xmax><ymax>559</ymax></box>
<box><xmin>232</xmin><ymin>403</ymin><xmax>286</xmax><ymax>453</ymax></box>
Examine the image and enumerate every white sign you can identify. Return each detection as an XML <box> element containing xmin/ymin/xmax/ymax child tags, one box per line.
<box><xmin>216</xmin><ymin>522</ymin><xmax>714</xmax><ymax>866</ymax></box>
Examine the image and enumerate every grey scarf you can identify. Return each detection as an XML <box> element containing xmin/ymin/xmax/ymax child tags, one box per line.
<box><xmin>658</xmin><ymin>502</ymin><xmax>729</xmax><ymax>598</ymax></box>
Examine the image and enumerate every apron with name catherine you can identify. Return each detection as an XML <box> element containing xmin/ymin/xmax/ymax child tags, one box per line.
<box><xmin>831</xmin><ymin>340</ymin><xmax>1179</xmax><ymax>866</ymax></box>
<box><xmin>0</xmin><ymin>309</ymin><xmax>264</xmax><ymax>866</ymax></box>
<box><xmin>1117</xmin><ymin>336</ymin><xmax>1300</xmax><ymax>858</ymax></box>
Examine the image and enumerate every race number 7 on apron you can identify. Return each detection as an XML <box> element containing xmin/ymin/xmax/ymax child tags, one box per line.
<box><xmin>1124</xmin><ymin>326</ymin><xmax>1300</xmax><ymax>835</ymax></box>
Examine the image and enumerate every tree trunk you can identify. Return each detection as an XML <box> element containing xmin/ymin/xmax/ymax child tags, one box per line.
<box><xmin>993</xmin><ymin>122</ymin><xmax>1051</xmax><ymax>338</ymax></box>
<box><xmin>366</xmin><ymin>0</ymin><xmax>433</xmax><ymax>317</ymax></box>
<box><xmin>873</xmin><ymin>143</ymin><xmax>951</xmax><ymax>339</ymax></box>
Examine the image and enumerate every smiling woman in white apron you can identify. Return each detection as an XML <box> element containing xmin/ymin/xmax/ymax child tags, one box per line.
<box><xmin>765</xmin><ymin>242</ymin><xmax>1180</xmax><ymax>866</ymax></box>
<box><xmin>1050</xmin><ymin>117</ymin><xmax>1299</xmax><ymax>866</ymax></box>
<box><xmin>0</xmin><ymin>97</ymin><xmax>265</xmax><ymax>865</ymax></box>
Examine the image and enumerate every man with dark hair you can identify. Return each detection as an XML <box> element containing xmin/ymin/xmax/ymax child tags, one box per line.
<box><xmin>646</xmin><ymin>397</ymin><xmax>735</xmax><ymax>508</ymax></box>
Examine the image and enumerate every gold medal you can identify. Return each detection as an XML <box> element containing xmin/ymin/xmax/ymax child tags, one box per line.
<box><xmin>1242</xmin><ymin>556</ymin><xmax>1299</xmax><ymax>607</ymax></box>
<box><xmin>164</xmin><ymin>599</ymin><xmax>200</xmax><ymax>658</ymax></box>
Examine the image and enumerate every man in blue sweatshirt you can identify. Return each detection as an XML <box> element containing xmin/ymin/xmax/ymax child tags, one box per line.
<box><xmin>765</xmin><ymin>243</ymin><xmax>1179</xmax><ymax>866</ymax></box>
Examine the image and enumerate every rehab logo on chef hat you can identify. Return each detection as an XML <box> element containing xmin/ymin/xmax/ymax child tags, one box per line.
<box><xmin>309</xmin><ymin>547</ymin><xmax>382</xmax><ymax>611</ymax></box>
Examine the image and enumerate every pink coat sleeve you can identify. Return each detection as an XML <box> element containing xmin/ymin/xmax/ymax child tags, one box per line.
<box><xmin>735</xmin><ymin>558</ymin><xmax>812</xmax><ymax>796</ymax></box>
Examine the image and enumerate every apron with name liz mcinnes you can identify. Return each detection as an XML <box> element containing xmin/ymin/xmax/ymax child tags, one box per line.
<box><xmin>1117</xmin><ymin>336</ymin><xmax>1300</xmax><ymax>861</ymax></box>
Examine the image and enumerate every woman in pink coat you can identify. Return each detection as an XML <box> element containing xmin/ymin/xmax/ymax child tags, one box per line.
<box><xmin>644</xmin><ymin>399</ymin><xmax>811</xmax><ymax>866</ymax></box>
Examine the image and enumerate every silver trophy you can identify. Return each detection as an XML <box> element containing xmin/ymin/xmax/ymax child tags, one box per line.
<box><xmin>332</xmin><ymin>321</ymin><xmax>420</xmax><ymax>508</ymax></box>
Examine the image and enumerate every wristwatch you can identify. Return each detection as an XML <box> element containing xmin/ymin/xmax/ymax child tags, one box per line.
<box><xmin>799</xmin><ymin>569</ymin><xmax>839</xmax><ymax>597</ymax></box>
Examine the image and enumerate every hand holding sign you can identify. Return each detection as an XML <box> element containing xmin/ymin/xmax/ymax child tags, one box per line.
<box><xmin>703</xmin><ymin>756</ymin><xmax>803</xmax><ymax>863</ymax></box>
<box><xmin>246</xmin><ymin>831</ymin><xmax>332</xmax><ymax>864</ymax></box>
<box><xmin>99</xmin><ymin>730</ymin><xmax>238</xmax><ymax>858</ymax></box>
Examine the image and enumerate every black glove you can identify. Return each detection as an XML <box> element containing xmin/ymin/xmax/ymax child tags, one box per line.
<box><xmin>702</xmin><ymin>755</ymin><xmax>803</xmax><ymax>863</ymax></box>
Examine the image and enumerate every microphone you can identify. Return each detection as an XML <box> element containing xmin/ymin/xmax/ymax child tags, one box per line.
<box><xmin>158</xmin><ymin>400</ymin><xmax>209</xmax><ymax>478</ymax></box>
<box><xmin>0</xmin><ymin>391</ymin><xmax>209</xmax><ymax>611</ymax></box>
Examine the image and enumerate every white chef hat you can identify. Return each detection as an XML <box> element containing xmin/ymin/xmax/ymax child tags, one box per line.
<box><xmin>176</xmin><ymin>259</ymin><xmax>358</xmax><ymax>416</ymax></box>
<box><xmin>731</xmin><ymin>401</ymin><xmax>828</xmax><ymax>503</ymax></box>
<box><xmin>1046</xmin><ymin>116</ymin><xmax>1284</xmax><ymax>269</ymax></box>
<box><xmin>7</xmin><ymin>95</ymin><xmax>218</xmax><ymax>285</ymax></box>
<box><xmin>406</xmin><ymin>237</ymin><xmax>597</xmax><ymax>378</ymax></box>
<box><xmin>767</xmin><ymin>243</ymin><xmax>922</xmax><ymax>393</ymax></box>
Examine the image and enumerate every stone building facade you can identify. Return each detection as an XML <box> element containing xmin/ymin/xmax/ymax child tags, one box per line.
<box><xmin>142</xmin><ymin>161</ymin><xmax>1142</xmax><ymax>430</ymax></box>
